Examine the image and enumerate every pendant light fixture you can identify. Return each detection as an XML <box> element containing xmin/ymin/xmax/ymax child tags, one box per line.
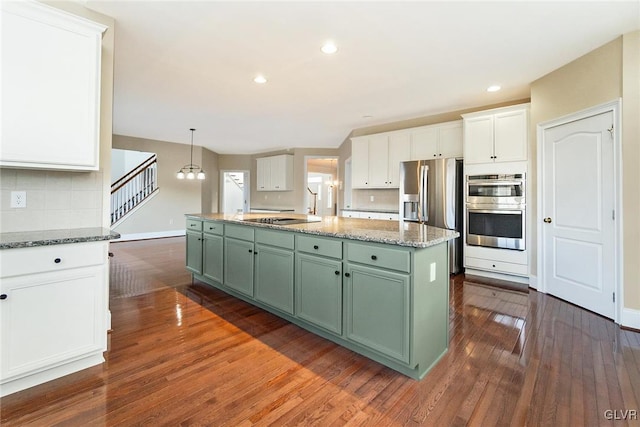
<box><xmin>176</xmin><ymin>128</ymin><xmax>205</xmax><ymax>180</ymax></box>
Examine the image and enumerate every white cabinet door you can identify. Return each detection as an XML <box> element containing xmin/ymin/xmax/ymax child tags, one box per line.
<box><xmin>351</xmin><ymin>138</ymin><xmax>369</xmax><ymax>188</ymax></box>
<box><xmin>256</xmin><ymin>157</ymin><xmax>270</xmax><ymax>191</ymax></box>
<box><xmin>494</xmin><ymin>110</ymin><xmax>528</xmax><ymax>163</ymax></box>
<box><xmin>0</xmin><ymin>265</ymin><xmax>106</xmax><ymax>381</ymax></box>
<box><xmin>270</xmin><ymin>155</ymin><xmax>293</xmax><ymax>191</ymax></box>
<box><xmin>1</xmin><ymin>2</ymin><xmax>106</xmax><ymax>171</ymax></box>
<box><xmin>368</xmin><ymin>135</ymin><xmax>389</xmax><ymax>188</ymax></box>
<box><xmin>411</xmin><ymin>126</ymin><xmax>439</xmax><ymax>160</ymax></box>
<box><xmin>438</xmin><ymin>121</ymin><xmax>463</xmax><ymax>159</ymax></box>
<box><xmin>387</xmin><ymin>133</ymin><xmax>410</xmax><ymax>188</ymax></box>
<box><xmin>464</xmin><ymin>116</ymin><xmax>495</xmax><ymax>164</ymax></box>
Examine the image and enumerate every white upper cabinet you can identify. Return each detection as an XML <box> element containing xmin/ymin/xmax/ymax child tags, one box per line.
<box><xmin>351</xmin><ymin>132</ymin><xmax>410</xmax><ymax>189</ymax></box>
<box><xmin>1</xmin><ymin>2</ymin><xmax>107</xmax><ymax>171</ymax></box>
<box><xmin>462</xmin><ymin>104</ymin><xmax>529</xmax><ymax>164</ymax></box>
<box><xmin>256</xmin><ymin>155</ymin><xmax>293</xmax><ymax>191</ymax></box>
<box><xmin>410</xmin><ymin>120</ymin><xmax>463</xmax><ymax>160</ymax></box>
<box><xmin>351</xmin><ymin>120</ymin><xmax>461</xmax><ymax>189</ymax></box>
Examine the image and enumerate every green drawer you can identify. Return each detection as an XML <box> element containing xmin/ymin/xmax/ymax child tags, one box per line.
<box><xmin>225</xmin><ymin>224</ymin><xmax>255</xmax><ymax>242</ymax></box>
<box><xmin>346</xmin><ymin>242</ymin><xmax>411</xmax><ymax>273</ymax></box>
<box><xmin>203</xmin><ymin>221</ymin><xmax>224</xmax><ymax>236</ymax></box>
<box><xmin>186</xmin><ymin>218</ymin><xmax>202</xmax><ymax>232</ymax></box>
<box><xmin>256</xmin><ymin>229</ymin><xmax>294</xmax><ymax>250</ymax></box>
<box><xmin>296</xmin><ymin>235</ymin><xmax>342</xmax><ymax>259</ymax></box>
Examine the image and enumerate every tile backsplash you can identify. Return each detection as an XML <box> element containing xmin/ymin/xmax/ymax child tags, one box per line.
<box><xmin>0</xmin><ymin>168</ymin><xmax>104</xmax><ymax>232</ymax></box>
<box><xmin>350</xmin><ymin>189</ymin><xmax>399</xmax><ymax>211</ymax></box>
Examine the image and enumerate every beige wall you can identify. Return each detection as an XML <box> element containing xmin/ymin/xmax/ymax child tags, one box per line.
<box><xmin>0</xmin><ymin>2</ymin><xmax>114</xmax><ymax>232</ymax></box>
<box><xmin>222</xmin><ymin>148</ymin><xmax>340</xmax><ymax>213</ymax></box>
<box><xmin>201</xmin><ymin>148</ymin><xmax>219</xmax><ymax>214</ymax></box>
<box><xmin>531</xmin><ymin>34</ymin><xmax>640</xmax><ymax>312</ymax></box>
<box><xmin>112</xmin><ymin>135</ymin><xmax>207</xmax><ymax>234</ymax></box>
<box><xmin>622</xmin><ymin>31</ymin><xmax>640</xmax><ymax>310</ymax></box>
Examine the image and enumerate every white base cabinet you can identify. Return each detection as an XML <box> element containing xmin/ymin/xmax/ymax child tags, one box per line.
<box><xmin>0</xmin><ymin>241</ymin><xmax>109</xmax><ymax>397</ymax></box>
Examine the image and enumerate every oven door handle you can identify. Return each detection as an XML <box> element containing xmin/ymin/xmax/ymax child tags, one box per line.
<box><xmin>466</xmin><ymin>208</ymin><xmax>523</xmax><ymax>214</ymax></box>
<box><xmin>467</xmin><ymin>181</ymin><xmax>524</xmax><ymax>186</ymax></box>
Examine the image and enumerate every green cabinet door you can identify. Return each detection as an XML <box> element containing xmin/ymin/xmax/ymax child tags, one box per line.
<box><xmin>255</xmin><ymin>244</ymin><xmax>294</xmax><ymax>314</ymax></box>
<box><xmin>224</xmin><ymin>237</ymin><xmax>254</xmax><ymax>297</ymax></box>
<box><xmin>203</xmin><ymin>234</ymin><xmax>223</xmax><ymax>284</ymax></box>
<box><xmin>296</xmin><ymin>253</ymin><xmax>342</xmax><ymax>335</ymax></box>
<box><xmin>186</xmin><ymin>230</ymin><xmax>203</xmax><ymax>275</ymax></box>
<box><xmin>345</xmin><ymin>263</ymin><xmax>410</xmax><ymax>363</ymax></box>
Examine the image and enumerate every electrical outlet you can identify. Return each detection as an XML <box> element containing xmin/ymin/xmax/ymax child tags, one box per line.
<box><xmin>370</xmin><ymin>195</ymin><xmax>375</xmax><ymax>202</ymax></box>
<box><xmin>430</xmin><ymin>262</ymin><xmax>436</xmax><ymax>282</ymax></box>
<box><xmin>11</xmin><ymin>191</ymin><xmax>27</xmax><ymax>208</ymax></box>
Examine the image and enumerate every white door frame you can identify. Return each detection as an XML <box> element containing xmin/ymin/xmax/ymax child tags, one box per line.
<box><xmin>219</xmin><ymin>169</ymin><xmax>250</xmax><ymax>214</ymax></box>
<box><xmin>537</xmin><ymin>98</ymin><xmax>623</xmax><ymax>323</ymax></box>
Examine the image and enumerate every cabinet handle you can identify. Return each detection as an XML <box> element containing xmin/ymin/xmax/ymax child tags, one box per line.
<box><xmin>335</xmin><ymin>270</ymin><xmax>340</xmax><ymax>275</ymax></box>
<box><xmin>371</xmin><ymin>255</ymin><xmax>377</xmax><ymax>260</ymax></box>
<box><xmin>344</xmin><ymin>272</ymin><xmax>350</xmax><ymax>277</ymax></box>
<box><xmin>439</xmin><ymin>153</ymin><xmax>442</xmax><ymax>157</ymax></box>
<box><xmin>254</xmin><ymin>252</ymin><xmax>258</xmax><ymax>255</ymax></box>
<box><xmin>54</xmin><ymin>258</ymin><xmax>61</xmax><ymax>264</ymax></box>
<box><xmin>0</xmin><ymin>294</ymin><xmax>7</xmax><ymax>300</ymax></box>
<box><xmin>248</xmin><ymin>249</ymin><xmax>253</xmax><ymax>253</ymax></box>
<box><xmin>492</xmin><ymin>264</ymin><xmax>496</xmax><ymax>268</ymax></box>
<box><xmin>313</xmin><ymin>245</ymin><xmax>319</xmax><ymax>250</ymax></box>
<box><xmin>433</xmin><ymin>154</ymin><xmax>437</xmax><ymax>157</ymax></box>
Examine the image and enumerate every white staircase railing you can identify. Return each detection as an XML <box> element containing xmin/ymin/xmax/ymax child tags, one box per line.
<box><xmin>111</xmin><ymin>154</ymin><xmax>158</xmax><ymax>226</ymax></box>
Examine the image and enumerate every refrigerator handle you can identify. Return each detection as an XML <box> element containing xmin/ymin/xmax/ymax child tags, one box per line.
<box><xmin>420</xmin><ymin>164</ymin><xmax>428</xmax><ymax>223</ymax></box>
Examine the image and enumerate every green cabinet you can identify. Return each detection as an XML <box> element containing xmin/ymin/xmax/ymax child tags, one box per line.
<box><xmin>203</xmin><ymin>234</ymin><xmax>223</xmax><ymax>284</ymax></box>
<box><xmin>202</xmin><ymin>221</ymin><xmax>223</xmax><ymax>284</ymax></box>
<box><xmin>186</xmin><ymin>227</ymin><xmax>203</xmax><ymax>275</ymax></box>
<box><xmin>224</xmin><ymin>237</ymin><xmax>255</xmax><ymax>297</ymax></box>
<box><xmin>255</xmin><ymin>244</ymin><xmax>294</xmax><ymax>314</ymax></box>
<box><xmin>296</xmin><ymin>253</ymin><xmax>343</xmax><ymax>335</ymax></box>
<box><xmin>345</xmin><ymin>263</ymin><xmax>410</xmax><ymax>364</ymax></box>
<box><xmin>254</xmin><ymin>229</ymin><xmax>295</xmax><ymax>315</ymax></box>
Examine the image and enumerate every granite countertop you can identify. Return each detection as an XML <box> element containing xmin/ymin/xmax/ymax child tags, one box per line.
<box><xmin>0</xmin><ymin>227</ymin><xmax>121</xmax><ymax>249</ymax></box>
<box><xmin>341</xmin><ymin>208</ymin><xmax>400</xmax><ymax>214</ymax></box>
<box><xmin>186</xmin><ymin>213</ymin><xmax>458</xmax><ymax>249</ymax></box>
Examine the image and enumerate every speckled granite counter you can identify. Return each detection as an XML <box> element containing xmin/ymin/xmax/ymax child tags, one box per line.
<box><xmin>186</xmin><ymin>213</ymin><xmax>457</xmax><ymax>248</ymax></box>
<box><xmin>0</xmin><ymin>227</ymin><xmax>121</xmax><ymax>249</ymax></box>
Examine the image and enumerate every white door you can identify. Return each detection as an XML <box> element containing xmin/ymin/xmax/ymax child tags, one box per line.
<box><xmin>542</xmin><ymin>111</ymin><xmax>615</xmax><ymax>318</ymax></box>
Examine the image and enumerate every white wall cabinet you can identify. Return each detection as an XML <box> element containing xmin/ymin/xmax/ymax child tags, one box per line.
<box><xmin>256</xmin><ymin>155</ymin><xmax>293</xmax><ymax>191</ymax></box>
<box><xmin>462</xmin><ymin>104</ymin><xmax>529</xmax><ymax>165</ymax></box>
<box><xmin>351</xmin><ymin>120</ymin><xmax>462</xmax><ymax>189</ymax></box>
<box><xmin>351</xmin><ymin>133</ymin><xmax>410</xmax><ymax>189</ymax></box>
<box><xmin>0</xmin><ymin>241</ymin><xmax>110</xmax><ymax>397</ymax></box>
<box><xmin>0</xmin><ymin>1</ymin><xmax>107</xmax><ymax>171</ymax></box>
<box><xmin>410</xmin><ymin>120</ymin><xmax>463</xmax><ymax>160</ymax></box>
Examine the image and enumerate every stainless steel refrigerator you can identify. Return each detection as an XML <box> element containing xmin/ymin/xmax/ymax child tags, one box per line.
<box><xmin>399</xmin><ymin>158</ymin><xmax>463</xmax><ymax>274</ymax></box>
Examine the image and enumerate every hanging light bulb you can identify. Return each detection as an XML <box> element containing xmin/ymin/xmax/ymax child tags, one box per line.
<box><xmin>177</xmin><ymin>128</ymin><xmax>206</xmax><ymax>180</ymax></box>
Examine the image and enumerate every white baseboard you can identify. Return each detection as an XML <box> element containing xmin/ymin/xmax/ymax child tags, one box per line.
<box><xmin>528</xmin><ymin>274</ymin><xmax>538</xmax><ymax>290</ymax></box>
<box><xmin>622</xmin><ymin>308</ymin><xmax>640</xmax><ymax>330</ymax></box>
<box><xmin>113</xmin><ymin>229</ymin><xmax>186</xmax><ymax>242</ymax></box>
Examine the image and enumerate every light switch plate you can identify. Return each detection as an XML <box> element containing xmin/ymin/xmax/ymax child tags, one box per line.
<box><xmin>11</xmin><ymin>191</ymin><xmax>26</xmax><ymax>208</ymax></box>
<box><xmin>430</xmin><ymin>262</ymin><xmax>436</xmax><ymax>282</ymax></box>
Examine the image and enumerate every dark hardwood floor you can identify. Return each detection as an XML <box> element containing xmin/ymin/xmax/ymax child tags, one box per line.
<box><xmin>2</xmin><ymin>236</ymin><xmax>639</xmax><ymax>426</ymax></box>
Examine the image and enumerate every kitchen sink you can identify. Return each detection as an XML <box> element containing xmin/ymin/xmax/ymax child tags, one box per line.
<box><xmin>242</xmin><ymin>217</ymin><xmax>321</xmax><ymax>225</ymax></box>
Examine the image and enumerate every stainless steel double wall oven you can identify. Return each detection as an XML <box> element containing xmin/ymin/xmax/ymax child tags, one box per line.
<box><xmin>466</xmin><ymin>173</ymin><xmax>525</xmax><ymax>251</ymax></box>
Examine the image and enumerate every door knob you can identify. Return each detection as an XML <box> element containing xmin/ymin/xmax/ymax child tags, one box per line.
<box><xmin>543</xmin><ymin>217</ymin><xmax>552</xmax><ymax>223</ymax></box>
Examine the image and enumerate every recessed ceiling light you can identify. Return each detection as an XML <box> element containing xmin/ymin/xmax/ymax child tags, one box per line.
<box><xmin>321</xmin><ymin>42</ymin><xmax>338</xmax><ymax>54</ymax></box>
<box><xmin>254</xmin><ymin>75</ymin><xmax>267</xmax><ymax>84</ymax></box>
<box><xmin>487</xmin><ymin>85</ymin><xmax>501</xmax><ymax>92</ymax></box>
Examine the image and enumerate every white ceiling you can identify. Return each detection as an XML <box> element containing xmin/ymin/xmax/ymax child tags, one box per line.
<box><xmin>84</xmin><ymin>1</ymin><xmax>640</xmax><ymax>155</ymax></box>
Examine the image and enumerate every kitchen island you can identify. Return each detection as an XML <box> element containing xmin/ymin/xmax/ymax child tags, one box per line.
<box><xmin>185</xmin><ymin>213</ymin><xmax>458</xmax><ymax>380</ymax></box>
